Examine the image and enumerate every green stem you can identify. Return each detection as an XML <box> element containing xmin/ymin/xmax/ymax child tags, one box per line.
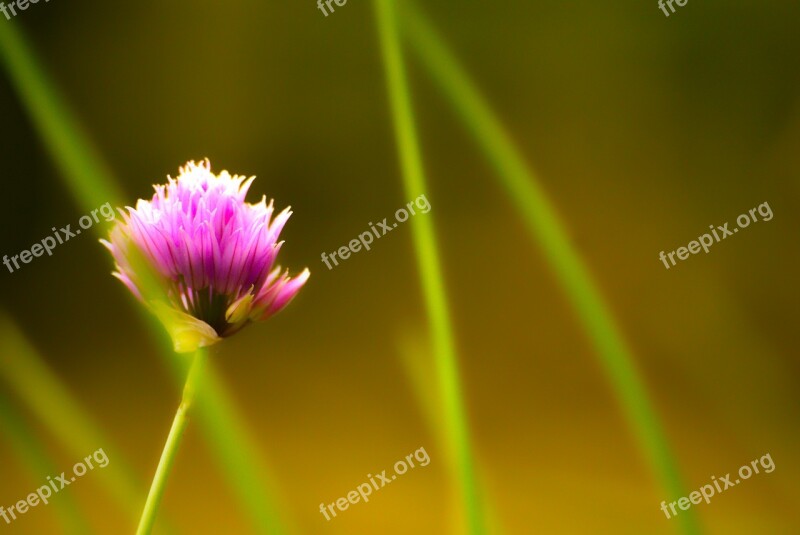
<box><xmin>398</xmin><ymin>5</ymin><xmax>701</xmax><ymax>534</ymax></box>
<box><xmin>0</xmin><ymin>22</ymin><xmax>121</xmax><ymax>212</ymax></box>
<box><xmin>374</xmin><ymin>0</ymin><xmax>485</xmax><ymax>533</ymax></box>
<box><xmin>0</xmin><ymin>23</ymin><xmax>292</xmax><ymax>532</ymax></box>
<box><xmin>0</xmin><ymin>312</ymin><xmax>160</xmax><ymax>530</ymax></box>
<box><xmin>136</xmin><ymin>349</ymin><xmax>208</xmax><ymax>535</ymax></box>
<box><xmin>0</xmin><ymin>390</ymin><xmax>93</xmax><ymax>535</ymax></box>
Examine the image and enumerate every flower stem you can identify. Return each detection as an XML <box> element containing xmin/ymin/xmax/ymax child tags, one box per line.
<box><xmin>136</xmin><ymin>349</ymin><xmax>208</xmax><ymax>535</ymax></box>
<box><xmin>1</xmin><ymin>21</ymin><xmax>291</xmax><ymax>535</ymax></box>
<box><xmin>0</xmin><ymin>313</ymin><xmax>170</xmax><ymax>531</ymax></box>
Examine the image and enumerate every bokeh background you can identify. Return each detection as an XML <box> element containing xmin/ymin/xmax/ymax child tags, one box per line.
<box><xmin>0</xmin><ymin>0</ymin><xmax>799</xmax><ymax>533</ymax></box>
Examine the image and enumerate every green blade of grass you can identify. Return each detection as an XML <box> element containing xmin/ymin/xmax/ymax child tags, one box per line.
<box><xmin>0</xmin><ymin>389</ymin><xmax>93</xmax><ymax>535</ymax></box>
<box><xmin>195</xmin><ymin>362</ymin><xmax>292</xmax><ymax>535</ymax></box>
<box><xmin>374</xmin><ymin>1</ymin><xmax>486</xmax><ymax>532</ymax></box>
<box><xmin>0</xmin><ymin>22</ymin><xmax>120</xmax><ymax>211</ymax></box>
<box><xmin>397</xmin><ymin>333</ymin><xmax>506</xmax><ymax>535</ymax></box>
<box><xmin>0</xmin><ymin>23</ymin><xmax>292</xmax><ymax>535</ymax></box>
<box><xmin>398</xmin><ymin>5</ymin><xmax>700</xmax><ymax>534</ymax></box>
<box><xmin>0</xmin><ymin>312</ymin><xmax>162</xmax><ymax>533</ymax></box>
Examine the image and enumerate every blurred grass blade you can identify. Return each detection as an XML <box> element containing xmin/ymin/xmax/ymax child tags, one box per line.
<box><xmin>0</xmin><ymin>312</ymin><xmax>165</xmax><ymax>532</ymax></box>
<box><xmin>196</xmin><ymin>363</ymin><xmax>293</xmax><ymax>535</ymax></box>
<box><xmin>397</xmin><ymin>333</ymin><xmax>506</xmax><ymax>535</ymax></box>
<box><xmin>0</xmin><ymin>390</ymin><xmax>93</xmax><ymax>534</ymax></box>
<box><xmin>396</xmin><ymin>332</ymin><xmax>444</xmax><ymax>446</ymax></box>
<box><xmin>374</xmin><ymin>0</ymin><xmax>486</xmax><ymax>532</ymax></box>
<box><xmin>0</xmin><ymin>23</ymin><xmax>121</xmax><ymax>210</ymax></box>
<box><xmin>158</xmin><ymin>351</ymin><xmax>294</xmax><ymax>535</ymax></box>
<box><xmin>0</xmin><ymin>24</ymin><xmax>291</xmax><ymax>535</ymax></box>
<box><xmin>399</xmin><ymin>5</ymin><xmax>700</xmax><ymax>534</ymax></box>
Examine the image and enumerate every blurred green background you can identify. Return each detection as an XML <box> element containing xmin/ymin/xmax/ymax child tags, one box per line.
<box><xmin>0</xmin><ymin>0</ymin><xmax>798</xmax><ymax>533</ymax></box>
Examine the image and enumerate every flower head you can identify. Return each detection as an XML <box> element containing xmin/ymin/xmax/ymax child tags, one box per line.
<box><xmin>102</xmin><ymin>160</ymin><xmax>309</xmax><ymax>352</ymax></box>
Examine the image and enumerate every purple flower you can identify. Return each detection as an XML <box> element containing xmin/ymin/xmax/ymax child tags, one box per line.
<box><xmin>102</xmin><ymin>160</ymin><xmax>309</xmax><ymax>352</ymax></box>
